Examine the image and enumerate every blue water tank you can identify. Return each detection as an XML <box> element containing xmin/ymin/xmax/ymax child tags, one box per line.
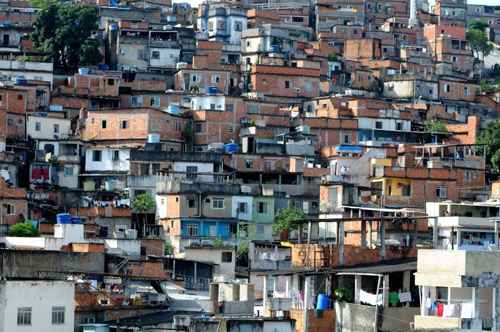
<box><xmin>224</xmin><ymin>143</ymin><xmax>239</xmax><ymax>154</ymax></box>
<box><xmin>15</xmin><ymin>76</ymin><xmax>27</xmax><ymax>86</ymax></box>
<box><xmin>206</xmin><ymin>86</ymin><xmax>220</xmax><ymax>95</ymax></box>
<box><xmin>70</xmin><ymin>217</ymin><xmax>83</xmax><ymax>224</ymax></box>
<box><xmin>56</xmin><ymin>213</ymin><xmax>71</xmax><ymax>224</ymax></box>
<box><xmin>78</xmin><ymin>68</ymin><xmax>89</xmax><ymax>75</ymax></box>
<box><xmin>166</xmin><ymin>104</ymin><xmax>181</xmax><ymax>115</ymax></box>
<box><xmin>316</xmin><ymin>294</ymin><xmax>330</xmax><ymax>310</ymax></box>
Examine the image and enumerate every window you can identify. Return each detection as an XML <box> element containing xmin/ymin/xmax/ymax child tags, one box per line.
<box><xmin>195</xmin><ymin>123</ymin><xmax>204</xmax><ymax>133</ymax></box>
<box><xmin>151</xmin><ymin>50</ymin><xmax>160</xmax><ymax>59</ymax></box>
<box><xmin>107</xmin><ymin>78</ymin><xmax>115</xmax><ymax>86</ymax></box>
<box><xmin>211</xmin><ymin>75</ymin><xmax>220</xmax><ymax>84</ymax></box>
<box><xmin>238</xmin><ymin>202</ymin><xmax>247</xmax><ymax>213</ymax></box>
<box><xmin>210</xmin><ymin>103</ymin><xmax>216</xmax><ymax>110</ymax></box>
<box><xmin>131</xmin><ymin>96</ymin><xmax>143</xmax><ymax>107</ymax></box>
<box><xmin>258</xmin><ymin>201</ymin><xmax>267</xmax><ymax>214</ymax></box>
<box><xmin>112</xmin><ymin>150</ymin><xmax>119</xmax><ymax>161</ymax></box>
<box><xmin>396</xmin><ymin>122</ymin><xmax>403</xmax><ymax>130</ymax></box>
<box><xmin>121</xmin><ymin>120</ymin><xmax>128</xmax><ymax>129</ymax></box>
<box><xmin>150</xmin><ymin>96</ymin><xmax>160</xmax><ymax>107</ymax></box>
<box><xmin>451</xmin><ymin>56</ymin><xmax>457</xmax><ymax>63</ymax></box>
<box><xmin>444</xmin><ymin>84</ymin><xmax>450</xmax><ymax>93</ymax></box>
<box><xmin>101</xmin><ymin>120</ymin><xmax>107</xmax><ymax>129</ymax></box>
<box><xmin>375</xmin><ymin>121</ymin><xmax>383</xmax><ymax>129</ymax></box>
<box><xmin>343</xmin><ymin>134</ymin><xmax>351</xmax><ymax>144</ymax></box>
<box><xmin>221</xmin><ymin>251</ymin><xmax>232</xmax><ymax>263</ymax></box>
<box><xmin>17</xmin><ymin>94</ymin><xmax>23</xmax><ymax>100</ymax></box>
<box><xmin>208</xmin><ymin>21</ymin><xmax>214</xmax><ymax>32</ymax></box>
<box><xmin>226</xmin><ymin>104</ymin><xmax>234</xmax><ymax>112</ymax></box>
<box><xmin>53</xmin><ymin>124</ymin><xmax>59</xmax><ymax>134</ymax></box>
<box><xmin>92</xmin><ymin>150</ymin><xmax>102</xmax><ymax>162</ymax></box>
<box><xmin>52</xmin><ymin>306</ymin><xmax>65</xmax><ymax>325</ymax></box>
<box><xmin>186</xmin><ymin>166</ymin><xmax>198</xmax><ymax>180</ymax></box>
<box><xmin>245</xmin><ymin>160</ymin><xmax>253</xmax><ymax>168</ymax></box>
<box><xmin>35</xmin><ymin>122</ymin><xmax>41</xmax><ymax>131</ymax></box>
<box><xmin>17</xmin><ymin>307</ymin><xmax>31</xmax><ymax>325</ymax></box>
<box><xmin>464</xmin><ymin>86</ymin><xmax>469</xmax><ymax>97</ymax></box>
<box><xmin>436</xmin><ymin>185</ymin><xmax>447</xmax><ymax>199</ymax></box>
<box><xmin>188</xmin><ymin>198</ymin><xmax>195</xmax><ymax>208</ymax></box>
<box><xmin>212</xmin><ymin>197</ymin><xmax>224</xmax><ymax>209</ymax></box>
<box><xmin>64</xmin><ymin>167</ymin><xmax>73</xmax><ymax>177</ymax></box>
<box><xmin>192</xmin><ymin>75</ymin><xmax>198</xmax><ymax>82</ymax></box>
<box><xmin>187</xmin><ymin>224</ymin><xmax>198</xmax><ymax>236</ymax></box>
<box><xmin>285</xmin><ymin>81</ymin><xmax>290</xmax><ymax>89</ymax></box>
<box><xmin>292</xmin><ymin>16</ymin><xmax>304</xmax><ymax>23</ymax></box>
<box><xmin>234</xmin><ymin>21</ymin><xmax>242</xmax><ymax>31</ymax></box>
<box><xmin>3</xmin><ymin>203</ymin><xmax>15</xmax><ymax>215</ymax></box>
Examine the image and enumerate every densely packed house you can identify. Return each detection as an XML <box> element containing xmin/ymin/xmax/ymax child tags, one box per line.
<box><xmin>1</xmin><ymin>0</ymin><xmax>500</xmax><ymax>330</ymax></box>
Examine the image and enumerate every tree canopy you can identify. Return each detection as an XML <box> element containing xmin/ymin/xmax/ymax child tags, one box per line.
<box><xmin>273</xmin><ymin>207</ymin><xmax>306</xmax><ymax>233</ymax></box>
<box><xmin>468</xmin><ymin>20</ymin><xmax>489</xmax><ymax>32</ymax></box>
<box><xmin>31</xmin><ymin>3</ymin><xmax>102</xmax><ymax>71</ymax></box>
<box><xmin>424</xmin><ymin>120</ymin><xmax>448</xmax><ymax>133</ymax></box>
<box><xmin>477</xmin><ymin>119</ymin><xmax>500</xmax><ymax>174</ymax></box>
<box><xmin>132</xmin><ymin>193</ymin><xmax>156</xmax><ymax>214</ymax></box>
<box><xmin>467</xmin><ymin>28</ymin><xmax>493</xmax><ymax>59</ymax></box>
<box><xmin>9</xmin><ymin>223</ymin><xmax>40</xmax><ymax>237</ymax></box>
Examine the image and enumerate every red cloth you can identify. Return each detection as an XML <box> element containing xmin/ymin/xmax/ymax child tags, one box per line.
<box><xmin>437</xmin><ymin>303</ymin><xmax>444</xmax><ymax>317</ymax></box>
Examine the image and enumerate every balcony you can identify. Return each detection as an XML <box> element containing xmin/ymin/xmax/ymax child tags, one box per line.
<box><xmin>179</xmin><ymin>236</ymin><xmax>237</xmax><ymax>250</ymax></box>
<box><xmin>57</xmin><ymin>155</ymin><xmax>80</xmax><ymax>163</ymax></box>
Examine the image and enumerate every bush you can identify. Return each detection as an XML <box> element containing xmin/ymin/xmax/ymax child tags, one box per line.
<box><xmin>9</xmin><ymin>223</ymin><xmax>39</xmax><ymax>237</ymax></box>
<box><xmin>273</xmin><ymin>207</ymin><xmax>306</xmax><ymax>233</ymax></box>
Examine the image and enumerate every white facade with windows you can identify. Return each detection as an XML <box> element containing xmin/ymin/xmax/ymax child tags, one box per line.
<box><xmin>149</xmin><ymin>48</ymin><xmax>181</xmax><ymax>68</ymax></box>
<box><xmin>85</xmin><ymin>148</ymin><xmax>130</xmax><ymax>172</ymax></box>
<box><xmin>0</xmin><ymin>280</ymin><xmax>74</xmax><ymax>332</ymax></box>
<box><xmin>27</xmin><ymin>116</ymin><xmax>72</xmax><ymax>140</ymax></box>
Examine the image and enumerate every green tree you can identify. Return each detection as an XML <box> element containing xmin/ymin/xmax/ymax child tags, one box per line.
<box><xmin>477</xmin><ymin>119</ymin><xmax>500</xmax><ymax>173</ymax></box>
<box><xmin>273</xmin><ymin>207</ymin><xmax>306</xmax><ymax>234</ymax></box>
<box><xmin>468</xmin><ymin>20</ymin><xmax>489</xmax><ymax>32</ymax></box>
<box><xmin>132</xmin><ymin>193</ymin><xmax>156</xmax><ymax>214</ymax></box>
<box><xmin>132</xmin><ymin>193</ymin><xmax>156</xmax><ymax>235</ymax></box>
<box><xmin>31</xmin><ymin>3</ymin><xmax>101</xmax><ymax>71</ymax></box>
<box><xmin>424</xmin><ymin>120</ymin><xmax>448</xmax><ymax>133</ymax></box>
<box><xmin>79</xmin><ymin>39</ymin><xmax>103</xmax><ymax>66</ymax></box>
<box><xmin>9</xmin><ymin>223</ymin><xmax>39</xmax><ymax>237</ymax></box>
<box><xmin>467</xmin><ymin>29</ymin><xmax>493</xmax><ymax>59</ymax></box>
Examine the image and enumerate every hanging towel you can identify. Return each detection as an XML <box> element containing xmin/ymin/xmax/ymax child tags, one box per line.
<box><xmin>389</xmin><ymin>292</ymin><xmax>399</xmax><ymax>306</ymax></box>
<box><xmin>437</xmin><ymin>303</ymin><xmax>444</xmax><ymax>317</ymax></box>
<box><xmin>425</xmin><ymin>297</ymin><xmax>432</xmax><ymax>309</ymax></box>
<box><xmin>443</xmin><ymin>304</ymin><xmax>460</xmax><ymax>317</ymax></box>
<box><xmin>399</xmin><ymin>292</ymin><xmax>412</xmax><ymax>303</ymax></box>
<box><xmin>461</xmin><ymin>302</ymin><xmax>474</xmax><ymax>319</ymax></box>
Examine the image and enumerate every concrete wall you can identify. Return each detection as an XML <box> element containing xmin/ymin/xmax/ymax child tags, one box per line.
<box><xmin>183</xmin><ymin>247</ymin><xmax>235</xmax><ymax>279</ymax></box>
<box><xmin>0</xmin><ymin>280</ymin><xmax>74</xmax><ymax>332</ymax></box>
<box><xmin>231</xmin><ymin>196</ymin><xmax>253</xmax><ymax>221</ymax></box>
<box><xmin>0</xmin><ymin>250</ymin><xmax>105</xmax><ymax>278</ymax></box>
<box><xmin>149</xmin><ymin>47</ymin><xmax>180</xmax><ymax>68</ymax></box>
<box><xmin>335</xmin><ymin>302</ymin><xmax>376</xmax><ymax>332</ymax></box>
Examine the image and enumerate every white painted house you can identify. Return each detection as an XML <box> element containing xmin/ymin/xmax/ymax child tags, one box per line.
<box><xmin>0</xmin><ymin>280</ymin><xmax>75</xmax><ymax>332</ymax></box>
<box><xmin>85</xmin><ymin>148</ymin><xmax>130</xmax><ymax>173</ymax></box>
<box><xmin>231</xmin><ymin>195</ymin><xmax>253</xmax><ymax>221</ymax></box>
<box><xmin>27</xmin><ymin>115</ymin><xmax>72</xmax><ymax>140</ymax></box>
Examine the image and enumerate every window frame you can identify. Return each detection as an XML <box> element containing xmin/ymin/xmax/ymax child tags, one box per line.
<box><xmin>17</xmin><ymin>307</ymin><xmax>31</xmax><ymax>326</ymax></box>
<box><xmin>212</xmin><ymin>197</ymin><xmax>225</xmax><ymax>209</ymax></box>
<box><xmin>52</xmin><ymin>306</ymin><xmax>65</xmax><ymax>325</ymax></box>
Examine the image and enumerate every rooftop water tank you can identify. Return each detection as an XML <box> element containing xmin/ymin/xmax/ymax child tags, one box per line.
<box><xmin>14</xmin><ymin>76</ymin><xmax>27</xmax><ymax>86</ymax></box>
<box><xmin>148</xmin><ymin>133</ymin><xmax>160</xmax><ymax>143</ymax></box>
<box><xmin>224</xmin><ymin>142</ymin><xmax>239</xmax><ymax>154</ymax></box>
<box><xmin>78</xmin><ymin>68</ymin><xmax>89</xmax><ymax>75</ymax></box>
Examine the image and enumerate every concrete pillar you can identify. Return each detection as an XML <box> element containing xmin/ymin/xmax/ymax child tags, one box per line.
<box><xmin>383</xmin><ymin>274</ymin><xmax>389</xmax><ymax>308</ymax></box>
<box><xmin>472</xmin><ymin>287</ymin><xmax>483</xmax><ymax>330</ymax></box>
<box><xmin>432</xmin><ymin>217</ymin><xmax>438</xmax><ymax>248</ymax></box>
<box><xmin>420</xmin><ymin>286</ymin><xmax>429</xmax><ymax>316</ymax></box>
<box><xmin>361</xmin><ymin>220</ymin><xmax>367</xmax><ymax>247</ymax></box>
<box><xmin>403</xmin><ymin>271</ymin><xmax>411</xmax><ymax>292</ymax></box>
<box><xmin>194</xmin><ymin>261</ymin><xmax>198</xmax><ymax>289</ymax></box>
<box><xmin>368</xmin><ymin>220</ymin><xmax>373</xmax><ymax>247</ymax></box>
<box><xmin>263</xmin><ymin>274</ymin><xmax>269</xmax><ymax>312</ymax></box>
<box><xmin>172</xmin><ymin>258</ymin><xmax>176</xmax><ymax>279</ymax></box>
<box><xmin>285</xmin><ymin>276</ymin><xmax>290</xmax><ymax>298</ymax></box>
<box><xmin>354</xmin><ymin>274</ymin><xmax>362</xmax><ymax>304</ymax></box>
<box><xmin>303</xmin><ymin>276</ymin><xmax>312</xmax><ymax>332</ymax></box>
<box><xmin>338</xmin><ymin>221</ymin><xmax>345</xmax><ymax>265</ymax></box>
<box><xmin>495</xmin><ymin>220</ymin><xmax>499</xmax><ymax>249</ymax></box>
<box><xmin>379</xmin><ymin>220</ymin><xmax>386</xmax><ymax>259</ymax></box>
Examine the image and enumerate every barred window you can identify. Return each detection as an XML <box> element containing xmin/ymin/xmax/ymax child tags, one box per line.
<box><xmin>17</xmin><ymin>307</ymin><xmax>31</xmax><ymax>325</ymax></box>
<box><xmin>52</xmin><ymin>306</ymin><xmax>65</xmax><ymax>325</ymax></box>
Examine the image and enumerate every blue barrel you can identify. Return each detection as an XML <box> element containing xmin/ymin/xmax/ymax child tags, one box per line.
<box><xmin>316</xmin><ymin>294</ymin><xmax>330</xmax><ymax>310</ymax></box>
<box><xmin>56</xmin><ymin>213</ymin><xmax>71</xmax><ymax>224</ymax></box>
<box><xmin>224</xmin><ymin>143</ymin><xmax>239</xmax><ymax>154</ymax></box>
